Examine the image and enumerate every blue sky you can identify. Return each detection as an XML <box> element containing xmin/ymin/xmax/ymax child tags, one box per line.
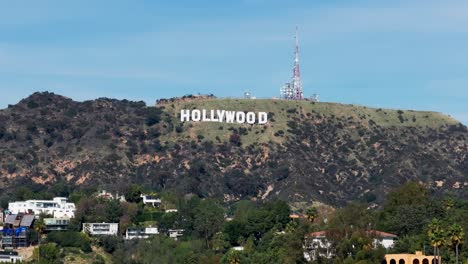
<box><xmin>0</xmin><ymin>0</ymin><xmax>467</xmax><ymax>124</ymax></box>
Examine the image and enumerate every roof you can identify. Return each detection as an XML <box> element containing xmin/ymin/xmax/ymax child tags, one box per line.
<box><xmin>289</xmin><ymin>213</ymin><xmax>307</xmax><ymax>219</ymax></box>
<box><xmin>0</xmin><ymin>251</ymin><xmax>19</xmax><ymax>256</ymax></box>
<box><xmin>4</xmin><ymin>214</ymin><xmax>16</xmax><ymax>225</ymax></box>
<box><xmin>366</xmin><ymin>230</ymin><xmax>398</xmax><ymax>238</ymax></box>
<box><xmin>306</xmin><ymin>230</ymin><xmax>397</xmax><ymax>238</ymax></box>
<box><xmin>20</xmin><ymin>215</ymin><xmax>35</xmax><ymax>227</ymax></box>
<box><xmin>305</xmin><ymin>231</ymin><xmax>327</xmax><ymax>237</ymax></box>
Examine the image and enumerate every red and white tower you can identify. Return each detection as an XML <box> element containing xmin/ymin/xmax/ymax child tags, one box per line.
<box><xmin>280</xmin><ymin>26</ymin><xmax>304</xmax><ymax>100</ymax></box>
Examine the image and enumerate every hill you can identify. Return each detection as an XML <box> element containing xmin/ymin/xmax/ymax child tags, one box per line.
<box><xmin>0</xmin><ymin>92</ymin><xmax>466</xmax><ymax>207</ymax></box>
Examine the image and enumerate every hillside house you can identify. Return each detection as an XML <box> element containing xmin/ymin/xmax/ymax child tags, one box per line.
<box><xmin>44</xmin><ymin>218</ymin><xmax>70</xmax><ymax>232</ymax></box>
<box><xmin>82</xmin><ymin>223</ymin><xmax>119</xmax><ymax>236</ymax></box>
<box><xmin>97</xmin><ymin>190</ymin><xmax>126</xmax><ymax>202</ymax></box>
<box><xmin>0</xmin><ymin>251</ymin><xmax>22</xmax><ymax>263</ymax></box>
<box><xmin>1</xmin><ymin>214</ymin><xmax>34</xmax><ymax>249</ymax></box>
<box><xmin>303</xmin><ymin>230</ymin><xmax>398</xmax><ymax>261</ymax></box>
<box><xmin>125</xmin><ymin>227</ymin><xmax>159</xmax><ymax>240</ymax></box>
<box><xmin>168</xmin><ymin>229</ymin><xmax>184</xmax><ymax>240</ymax></box>
<box><xmin>383</xmin><ymin>251</ymin><xmax>435</xmax><ymax>264</ymax></box>
<box><xmin>140</xmin><ymin>194</ymin><xmax>161</xmax><ymax>207</ymax></box>
<box><xmin>8</xmin><ymin>197</ymin><xmax>75</xmax><ymax>218</ymax></box>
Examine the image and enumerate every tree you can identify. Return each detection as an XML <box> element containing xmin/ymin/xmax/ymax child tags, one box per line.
<box><xmin>306</xmin><ymin>207</ymin><xmax>318</xmax><ymax>223</ymax></box>
<box><xmin>194</xmin><ymin>199</ymin><xmax>225</xmax><ymax>247</ymax></box>
<box><xmin>34</xmin><ymin>243</ymin><xmax>61</xmax><ymax>264</ymax></box>
<box><xmin>447</xmin><ymin>224</ymin><xmax>464</xmax><ymax>264</ymax></box>
<box><xmin>34</xmin><ymin>216</ymin><xmax>46</xmax><ymax>261</ymax></box>
<box><xmin>427</xmin><ymin>219</ymin><xmax>444</xmax><ymax>263</ymax></box>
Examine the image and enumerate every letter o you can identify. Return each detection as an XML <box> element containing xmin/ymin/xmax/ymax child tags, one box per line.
<box><xmin>246</xmin><ymin>112</ymin><xmax>255</xmax><ymax>124</ymax></box>
<box><xmin>192</xmin><ymin>110</ymin><xmax>201</xmax><ymax>121</ymax></box>
<box><xmin>236</xmin><ymin>112</ymin><xmax>246</xmax><ymax>124</ymax></box>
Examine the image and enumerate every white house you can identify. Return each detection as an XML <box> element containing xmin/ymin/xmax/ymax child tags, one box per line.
<box><xmin>303</xmin><ymin>230</ymin><xmax>397</xmax><ymax>261</ymax></box>
<box><xmin>125</xmin><ymin>227</ymin><xmax>159</xmax><ymax>240</ymax></box>
<box><xmin>367</xmin><ymin>230</ymin><xmax>398</xmax><ymax>249</ymax></box>
<box><xmin>140</xmin><ymin>194</ymin><xmax>161</xmax><ymax>207</ymax></box>
<box><xmin>168</xmin><ymin>229</ymin><xmax>184</xmax><ymax>240</ymax></box>
<box><xmin>8</xmin><ymin>197</ymin><xmax>76</xmax><ymax>218</ymax></box>
<box><xmin>0</xmin><ymin>251</ymin><xmax>22</xmax><ymax>263</ymax></box>
<box><xmin>82</xmin><ymin>223</ymin><xmax>119</xmax><ymax>236</ymax></box>
<box><xmin>303</xmin><ymin>231</ymin><xmax>334</xmax><ymax>261</ymax></box>
<box><xmin>97</xmin><ymin>190</ymin><xmax>126</xmax><ymax>202</ymax></box>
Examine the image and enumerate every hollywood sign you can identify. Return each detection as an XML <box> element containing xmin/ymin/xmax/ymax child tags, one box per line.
<box><xmin>180</xmin><ymin>109</ymin><xmax>268</xmax><ymax>124</ymax></box>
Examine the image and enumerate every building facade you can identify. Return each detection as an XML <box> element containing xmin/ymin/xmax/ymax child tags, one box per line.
<box><xmin>140</xmin><ymin>194</ymin><xmax>161</xmax><ymax>207</ymax></box>
<box><xmin>168</xmin><ymin>229</ymin><xmax>184</xmax><ymax>240</ymax></box>
<box><xmin>82</xmin><ymin>223</ymin><xmax>119</xmax><ymax>236</ymax></box>
<box><xmin>125</xmin><ymin>227</ymin><xmax>159</xmax><ymax>240</ymax></box>
<box><xmin>8</xmin><ymin>197</ymin><xmax>76</xmax><ymax>218</ymax></box>
<box><xmin>383</xmin><ymin>251</ymin><xmax>435</xmax><ymax>264</ymax></box>
<box><xmin>304</xmin><ymin>230</ymin><xmax>398</xmax><ymax>261</ymax></box>
<box><xmin>0</xmin><ymin>251</ymin><xmax>22</xmax><ymax>263</ymax></box>
<box><xmin>44</xmin><ymin>218</ymin><xmax>70</xmax><ymax>232</ymax></box>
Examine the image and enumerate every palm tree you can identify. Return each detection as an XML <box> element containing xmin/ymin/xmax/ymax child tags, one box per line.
<box><xmin>427</xmin><ymin>218</ymin><xmax>444</xmax><ymax>264</ymax></box>
<box><xmin>34</xmin><ymin>217</ymin><xmax>46</xmax><ymax>262</ymax></box>
<box><xmin>447</xmin><ymin>224</ymin><xmax>464</xmax><ymax>264</ymax></box>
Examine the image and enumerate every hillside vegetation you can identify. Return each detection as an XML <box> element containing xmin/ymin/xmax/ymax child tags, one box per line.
<box><xmin>160</xmin><ymin>98</ymin><xmax>459</xmax><ymax>145</ymax></box>
<box><xmin>0</xmin><ymin>92</ymin><xmax>466</xmax><ymax>207</ymax></box>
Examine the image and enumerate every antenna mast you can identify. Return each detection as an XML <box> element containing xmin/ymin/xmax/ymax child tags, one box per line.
<box><xmin>292</xmin><ymin>26</ymin><xmax>303</xmax><ymax>100</ymax></box>
<box><xmin>280</xmin><ymin>26</ymin><xmax>304</xmax><ymax>100</ymax></box>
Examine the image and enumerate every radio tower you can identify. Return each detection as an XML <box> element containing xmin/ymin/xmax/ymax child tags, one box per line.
<box><xmin>292</xmin><ymin>26</ymin><xmax>303</xmax><ymax>100</ymax></box>
<box><xmin>280</xmin><ymin>26</ymin><xmax>304</xmax><ymax>100</ymax></box>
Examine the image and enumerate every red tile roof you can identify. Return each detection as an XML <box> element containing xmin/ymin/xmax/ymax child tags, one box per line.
<box><xmin>305</xmin><ymin>231</ymin><xmax>327</xmax><ymax>237</ymax></box>
<box><xmin>305</xmin><ymin>230</ymin><xmax>397</xmax><ymax>238</ymax></box>
<box><xmin>366</xmin><ymin>230</ymin><xmax>398</xmax><ymax>238</ymax></box>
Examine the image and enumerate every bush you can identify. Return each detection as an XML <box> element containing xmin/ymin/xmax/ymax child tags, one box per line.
<box><xmin>47</xmin><ymin>231</ymin><xmax>92</xmax><ymax>253</ymax></box>
<box><xmin>35</xmin><ymin>243</ymin><xmax>61</xmax><ymax>264</ymax></box>
<box><xmin>98</xmin><ymin>235</ymin><xmax>123</xmax><ymax>253</ymax></box>
<box><xmin>27</xmin><ymin>100</ymin><xmax>39</xmax><ymax>109</ymax></box>
<box><xmin>146</xmin><ymin>108</ymin><xmax>163</xmax><ymax>126</ymax></box>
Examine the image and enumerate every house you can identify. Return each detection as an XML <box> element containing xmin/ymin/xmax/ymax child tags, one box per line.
<box><xmin>383</xmin><ymin>251</ymin><xmax>435</xmax><ymax>264</ymax></box>
<box><xmin>44</xmin><ymin>218</ymin><xmax>70</xmax><ymax>232</ymax></box>
<box><xmin>140</xmin><ymin>194</ymin><xmax>161</xmax><ymax>207</ymax></box>
<box><xmin>232</xmin><ymin>246</ymin><xmax>244</xmax><ymax>251</ymax></box>
<box><xmin>97</xmin><ymin>190</ymin><xmax>126</xmax><ymax>202</ymax></box>
<box><xmin>125</xmin><ymin>227</ymin><xmax>159</xmax><ymax>240</ymax></box>
<box><xmin>303</xmin><ymin>230</ymin><xmax>398</xmax><ymax>261</ymax></box>
<box><xmin>168</xmin><ymin>229</ymin><xmax>184</xmax><ymax>240</ymax></box>
<box><xmin>8</xmin><ymin>197</ymin><xmax>76</xmax><ymax>218</ymax></box>
<box><xmin>1</xmin><ymin>214</ymin><xmax>35</xmax><ymax>249</ymax></box>
<box><xmin>82</xmin><ymin>223</ymin><xmax>119</xmax><ymax>236</ymax></box>
<box><xmin>0</xmin><ymin>251</ymin><xmax>22</xmax><ymax>263</ymax></box>
<box><xmin>165</xmin><ymin>209</ymin><xmax>178</xmax><ymax>213</ymax></box>
<box><xmin>0</xmin><ymin>228</ymin><xmax>28</xmax><ymax>249</ymax></box>
<box><xmin>303</xmin><ymin>231</ymin><xmax>333</xmax><ymax>261</ymax></box>
<box><xmin>289</xmin><ymin>213</ymin><xmax>307</xmax><ymax>219</ymax></box>
<box><xmin>366</xmin><ymin>230</ymin><xmax>398</xmax><ymax>249</ymax></box>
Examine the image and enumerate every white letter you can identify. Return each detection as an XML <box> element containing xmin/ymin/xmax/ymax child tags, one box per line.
<box><xmin>258</xmin><ymin>112</ymin><xmax>268</xmax><ymax>124</ymax></box>
<box><xmin>246</xmin><ymin>112</ymin><xmax>255</xmax><ymax>124</ymax></box>
<box><xmin>192</xmin><ymin>110</ymin><xmax>201</xmax><ymax>122</ymax></box>
<box><xmin>217</xmin><ymin>110</ymin><xmax>225</xmax><ymax>122</ymax></box>
<box><xmin>236</xmin><ymin>112</ymin><xmax>246</xmax><ymax>124</ymax></box>
<box><xmin>210</xmin><ymin>109</ymin><xmax>218</xmax><ymax>122</ymax></box>
<box><xmin>225</xmin><ymin>111</ymin><xmax>236</xmax><ymax>123</ymax></box>
<box><xmin>202</xmin><ymin>109</ymin><xmax>211</xmax><ymax>121</ymax></box>
<box><xmin>180</xmin><ymin>109</ymin><xmax>190</xmax><ymax>122</ymax></box>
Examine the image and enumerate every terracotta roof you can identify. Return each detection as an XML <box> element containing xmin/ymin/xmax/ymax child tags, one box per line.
<box><xmin>305</xmin><ymin>231</ymin><xmax>327</xmax><ymax>237</ymax></box>
<box><xmin>305</xmin><ymin>230</ymin><xmax>397</xmax><ymax>238</ymax></box>
<box><xmin>289</xmin><ymin>214</ymin><xmax>307</xmax><ymax>219</ymax></box>
<box><xmin>366</xmin><ymin>230</ymin><xmax>398</xmax><ymax>238</ymax></box>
